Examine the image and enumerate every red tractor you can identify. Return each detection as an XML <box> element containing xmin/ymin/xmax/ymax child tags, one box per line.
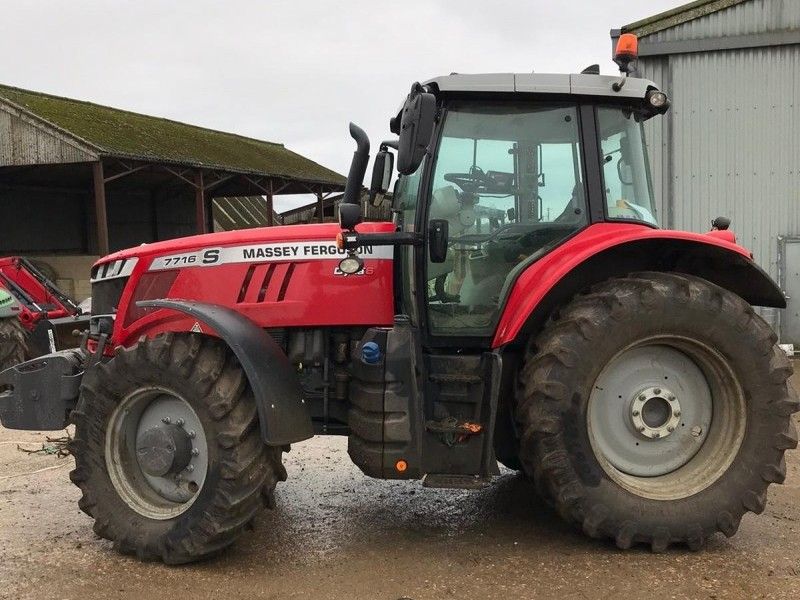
<box><xmin>0</xmin><ymin>256</ymin><xmax>88</xmax><ymax>371</ymax></box>
<box><xmin>1</xmin><ymin>38</ymin><xmax>797</xmax><ymax>563</ymax></box>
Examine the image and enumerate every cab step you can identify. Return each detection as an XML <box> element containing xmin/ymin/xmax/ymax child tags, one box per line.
<box><xmin>422</xmin><ymin>474</ymin><xmax>492</xmax><ymax>490</ymax></box>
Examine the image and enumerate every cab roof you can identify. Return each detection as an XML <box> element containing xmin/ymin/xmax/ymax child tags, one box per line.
<box><xmin>423</xmin><ymin>72</ymin><xmax>658</xmax><ymax>100</ymax></box>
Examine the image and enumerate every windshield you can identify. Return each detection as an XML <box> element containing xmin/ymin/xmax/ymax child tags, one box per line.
<box><xmin>597</xmin><ymin>107</ymin><xmax>657</xmax><ymax>225</ymax></box>
<box><xmin>426</xmin><ymin>102</ymin><xmax>587</xmax><ymax>337</ymax></box>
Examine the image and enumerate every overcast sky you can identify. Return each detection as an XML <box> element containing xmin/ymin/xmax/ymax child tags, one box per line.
<box><xmin>1</xmin><ymin>0</ymin><xmax>680</xmax><ymax>209</ymax></box>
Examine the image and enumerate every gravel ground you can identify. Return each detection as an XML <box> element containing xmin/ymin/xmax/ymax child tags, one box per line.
<box><xmin>1</xmin><ymin>373</ymin><xmax>799</xmax><ymax>600</ymax></box>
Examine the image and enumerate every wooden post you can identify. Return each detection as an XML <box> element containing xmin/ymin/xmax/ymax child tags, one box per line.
<box><xmin>195</xmin><ymin>170</ymin><xmax>207</xmax><ymax>234</ymax></box>
<box><xmin>92</xmin><ymin>161</ymin><xmax>109</xmax><ymax>255</ymax></box>
<box><xmin>266</xmin><ymin>179</ymin><xmax>274</xmax><ymax>226</ymax></box>
<box><xmin>316</xmin><ymin>192</ymin><xmax>324</xmax><ymax>223</ymax></box>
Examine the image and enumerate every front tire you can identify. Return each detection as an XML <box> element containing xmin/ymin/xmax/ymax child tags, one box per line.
<box><xmin>517</xmin><ymin>272</ymin><xmax>799</xmax><ymax>551</ymax></box>
<box><xmin>69</xmin><ymin>333</ymin><xmax>286</xmax><ymax>563</ymax></box>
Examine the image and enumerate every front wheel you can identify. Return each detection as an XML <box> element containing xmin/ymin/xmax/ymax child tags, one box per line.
<box><xmin>517</xmin><ymin>272</ymin><xmax>798</xmax><ymax>551</ymax></box>
<box><xmin>69</xmin><ymin>333</ymin><xmax>286</xmax><ymax>563</ymax></box>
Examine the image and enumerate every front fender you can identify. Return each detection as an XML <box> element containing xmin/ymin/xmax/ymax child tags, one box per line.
<box><xmin>137</xmin><ymin>299</ymin><xmax>313</xmax><ymax>446</ymax></box>
<box><xmin>493</xmin><ymin>223</ymin><xmax>785</xmax><ymax>348</ymax></box>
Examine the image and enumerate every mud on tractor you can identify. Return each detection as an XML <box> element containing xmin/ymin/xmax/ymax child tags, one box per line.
<box><xmin>0</xmin><ymin>36</ymin><xmax>797</xmax><ymax>563</ymax></box>
<box><xmin>0</xmin><ymin>256</ymin><xmax>88</xmax><ymax>372</ymax></box>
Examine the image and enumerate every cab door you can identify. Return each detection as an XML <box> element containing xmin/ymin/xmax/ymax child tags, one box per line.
<box><xmin>419</xmin><ymin>101</ymin><xmax>589</xmax><ymax>345</ymax></box>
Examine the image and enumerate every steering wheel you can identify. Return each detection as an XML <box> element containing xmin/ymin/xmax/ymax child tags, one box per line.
<box><xmin>443</xmin><ymin>166</ymin><xmax>491</xmax><ymax>193</ymax></box>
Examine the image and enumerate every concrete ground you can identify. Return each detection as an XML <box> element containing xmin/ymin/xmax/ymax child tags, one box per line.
<box><xmin>2</xmin><ymin>378</ymin><xmax>800</xmax><ymax>600</ymax></box>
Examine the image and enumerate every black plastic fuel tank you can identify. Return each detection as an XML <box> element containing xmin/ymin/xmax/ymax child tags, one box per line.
<box><xmin>347</xmin><ymin>316</ymin><xmax>422</xmax><ymax>479</ymax></box>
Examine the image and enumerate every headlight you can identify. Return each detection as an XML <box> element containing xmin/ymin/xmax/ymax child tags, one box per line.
<box><xmin>338</xmin><ymin>255</ymin><xmax>364</xmax><ymax>275</ymax></box>
<box><xmin>647</xmin><ymin>90</ymin><xmax>669</xmax><ymax>109</ymax></box>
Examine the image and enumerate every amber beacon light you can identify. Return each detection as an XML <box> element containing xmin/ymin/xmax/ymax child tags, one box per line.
<box><xmin>613</xmin><ymin>33</ymin><xmax>639</xmax><ymax>74</ymax></box>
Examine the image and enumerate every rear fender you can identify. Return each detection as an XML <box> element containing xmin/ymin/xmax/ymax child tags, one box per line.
<box><xmin>137</xmin><ymin>299</ymin><xmax>313</xmax><ymax>446</ymax></box>
<box><xmin>493</xmin><ymin>227</ymin><xmax>785</xmax><ymax>348</ymax></box>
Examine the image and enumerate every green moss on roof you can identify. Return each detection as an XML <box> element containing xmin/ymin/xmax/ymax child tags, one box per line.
<box><xmin>0</xmin><ymin>83</ymin><xmax>345</xmax><ymax>186</ymax></box>
<box><xmin>622</xmin><ymin>0</ymin><xmax>749</xmax><ymax>37</ymax></box>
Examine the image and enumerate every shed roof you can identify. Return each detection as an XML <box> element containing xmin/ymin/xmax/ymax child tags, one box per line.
<box><xmin>622</xmin><ymin>0</ymin><xmax>749</xmax><ymax>37</ymax></box>
<box><xmin>0</xmin><ymin>83</ymin><xmax>345</xmax><ymax>186</ymax></box>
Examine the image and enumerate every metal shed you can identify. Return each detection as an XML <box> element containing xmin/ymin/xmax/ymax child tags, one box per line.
<box><xmin>612</xmin><ymin>0</ymin><xmax>800</xmax><ymax>340</ymax></box>
<box><xmin>0</xmin><ymin>83</ymin><xmax>345</xmax><ymax>298</ymax></box>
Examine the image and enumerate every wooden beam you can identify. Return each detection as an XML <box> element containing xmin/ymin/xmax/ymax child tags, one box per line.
<box><xmin>316</xmin><ymin>192</ymin><xmax>324</xmax><ymax>223</ymax></box>
<box><xmin>266</xmin><ymin>179</ymin><xmax>274</xmax><ymax>226</ymax></box>
<box><xmin>241</xmin><ymin>174</ymin><xmax>269</xmax><ymax>194</ymax></box>
<box><xmin>204</xmin><ymin>173</ymin><xmax>236</xmax><ymax>192</ymax></box>
<box><xmin>195</xmin><ymin>170</ymin><xmax>207</xmax><ymax>234</ymax></box>
<box><xmin>162</xmin><ymin>166</ymin><xmax>197</xmax><ymax>187</ymax></box>
<box><xmin>92</xmin><ymin>161</ymin><xmax>109</xmax><ymax>255</ymax></box>
<box><xmin>104</xmin><ymin>164</ymin><xmax>149</xmax><ymax>184</ymax></box>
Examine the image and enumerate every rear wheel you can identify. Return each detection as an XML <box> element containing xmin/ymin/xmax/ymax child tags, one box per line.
<box><xmin>516</xmin><ymin>272</ymin><xmax>799</xmax><ymax>551</ymax></box>
<box><xmin>0</xmin><ymin>317</ymin><xmax>28</xmax><ymax>373</ymax></box>
<box><xmin>69</xmin><ymin>333</ymin><xmax>286</xmax><ymax>563</ymax></box>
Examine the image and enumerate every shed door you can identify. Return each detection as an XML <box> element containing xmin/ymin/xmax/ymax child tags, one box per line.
<box><xmin>782</xmin><ymin>239</ymin><xmax>800</xmax><ymax>345</ymax></box>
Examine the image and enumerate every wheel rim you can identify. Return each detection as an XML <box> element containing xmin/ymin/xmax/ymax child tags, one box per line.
<box><xmin>105</xmin><ymin>387</ymin><xmax>209</xmax><ymax>520</ymax></box>
<box><xmin>587</xmin><ymin>336</ymin><xmax>746</xmax><ymax>501</ymax></box>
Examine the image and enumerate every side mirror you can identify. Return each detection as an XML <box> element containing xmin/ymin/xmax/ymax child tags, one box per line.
<box><xmin>428</xmin><ymin>219</ymin><xmax>449</xmax><ymax>263</ymax></box>
<box><xmin>369</xmin><ymin>147</ymin><xmax>394</xmax><ymax>206</ymax></box>
<box><xmin>396</xmin><ymin>83</ymin><xmax>436</xmax><ymax>175</ymax></box>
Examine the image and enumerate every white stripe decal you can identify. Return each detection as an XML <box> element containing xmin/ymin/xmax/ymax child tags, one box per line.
<box><xmin>148</xmin><ymin>241</ymin><xmax>393</xmax><ymax>271</ymax></box>
<box><xmin>91</xmin><ymin>258</ymin><xmax>138</xmax><ymax>283</ymax></box>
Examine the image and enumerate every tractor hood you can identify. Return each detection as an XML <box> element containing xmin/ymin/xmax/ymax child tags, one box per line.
<box><xmin>92</xmin><ymin>220</ymin><xmax>398</xmax><ymax>344</ymax></box>
<box><xmin>97</xmin><ymin>222</ymin><xmax>395</xmax><ymax>267</ymax></box>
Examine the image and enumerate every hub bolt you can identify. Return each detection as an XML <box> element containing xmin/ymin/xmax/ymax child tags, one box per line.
<box><xmin>667</xmin><ymin>426</ymin><xmax>675</xmax><ymax>432</ymax></box>
<box><xmin>188</xmin><ymin>431</ymin><xmax>196</xmax><ymax>438</ymax></box>
<box><xmin>191</xmin><ymin>448</ymin><xmax>200</xmax><ymax>456</ymax></box>
<box><xmin>653</xmin><ymin>432</ymin><xmax>660</xmax><ymax>439</ymax></box>
<box><xmin>632</xmin><ymin>410</ymin><xmax>640</xmax><ymax>417</ymax></box>
<box><xmin>674</xmin><ymin>411</ymin><xmax>681</xmax><ymax>418</ymax></box>
<box><xmin>185</xmin><ymin>465</ymin><xmax>194</xmax><ymax>473</ymax></box>
<box><xmin>161</xmin><ymin>417</ymin><xmax>171</xmax><ymax>424</ymax></box>
<box><xmin>176</xmin><ymin>418</ymin><xmax>185</xmax><ymax>427</ymax></box>
<box><xmin>638</xmin><ymin>394</ymin><xmax>646</xmax><ymax>401</ymax></box>
<box><xmin>691</xmin><ymin>426</ymin><xmax>703</xmax><ymax>437</ymax></box>
<box><xmin>654</xmin><ymin>388</ymin><xmax>662</xmax><ymax>395</ymax></box>
<box><xmin>637</xmin><ymin>426</ymin><xmax>645</xmax><ymax>433</ymax></box>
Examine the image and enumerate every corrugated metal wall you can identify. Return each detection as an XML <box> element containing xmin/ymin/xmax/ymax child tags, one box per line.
<box><xmin>643</xmin><ymin>0</ymin><xmax>800</xmax><ymax>42</ymax></box>
<box><xmin>634</xmin><ymin>0</ymin><xmax>800</xmax><ymax>335</ymax></box>
<box><xmin>668</xmin><ymin>46</ymin><xmax>800</xmax><ymax>281</ymax></box>
<box><xmin>640</xmin><ymin>57</ymin><xmax>671</xmax><ymax>225</ymax></box>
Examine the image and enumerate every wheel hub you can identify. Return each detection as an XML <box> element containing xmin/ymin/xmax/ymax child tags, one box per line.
<box><xmin>136</xmin><ymin>424</ymin><xmax>193</xmax><ymax>477</ymax></box>
<box><xmin>630</xmin><ymin>386</ymin><xmax>681</xmax><ymax>440</ymax></box>
<box><xmin>106</xmin><ymin>388</ymin><xmax>209</xmax><ymax>520</ymax></box>
<box><xmin>587</xmin><ymin>344</ymin><xmax>713</xmax><ymax>478</ymax></box>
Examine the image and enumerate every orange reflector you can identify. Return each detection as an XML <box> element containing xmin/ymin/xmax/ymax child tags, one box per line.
<box><xmin>336</xmin><ymin>232</ymin><xmax>345</xmax><ymax>249</ymax></box>
<box><xmin>395</xmin><ymin>459</ymin><xmax>408</xmax><ymax>473</ymax></box>
<box><xmin>615</xmin><ymin>33</ymin><xmax>638</xmax><ymax>59</ymax></box>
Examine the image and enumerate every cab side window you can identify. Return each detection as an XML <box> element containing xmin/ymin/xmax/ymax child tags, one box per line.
<box><xmin>425</xmin><ymin>103</ymin><xmax>587</xmax><ymax>337</ymax></box>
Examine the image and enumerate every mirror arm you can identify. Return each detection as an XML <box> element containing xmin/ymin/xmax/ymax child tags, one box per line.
<box><xmin>339</xmin><ymin>231</ymin><xmax>423</xmax><ymax>250</ymax></box>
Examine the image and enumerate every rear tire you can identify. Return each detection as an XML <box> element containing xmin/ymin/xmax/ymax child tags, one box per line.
<box><xmin>69</xmin><ymin>333</ymin><xmax>286</xmax><ymax>563</ymax></box>
<box><xmin>516</xmin><ymin>272</ymin><xmax>799</xmax><ymax>551</ymax></box>
<box><xmin>0</xmin><ymin>317</ymin><xmax>28</xmax><ymax>372</ymax></box>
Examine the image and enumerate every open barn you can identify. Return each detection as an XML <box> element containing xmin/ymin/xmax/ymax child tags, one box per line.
<box><xmin>0</xmin><ymin>84</ymin><xmax>345</xmax><ymax>298</ymax></box>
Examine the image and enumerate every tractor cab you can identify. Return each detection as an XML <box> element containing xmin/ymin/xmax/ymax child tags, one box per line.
<box><xmin>339</xmin><ymin>63</ymin><xmax>669</xmax><ymax>347</ymax></box>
